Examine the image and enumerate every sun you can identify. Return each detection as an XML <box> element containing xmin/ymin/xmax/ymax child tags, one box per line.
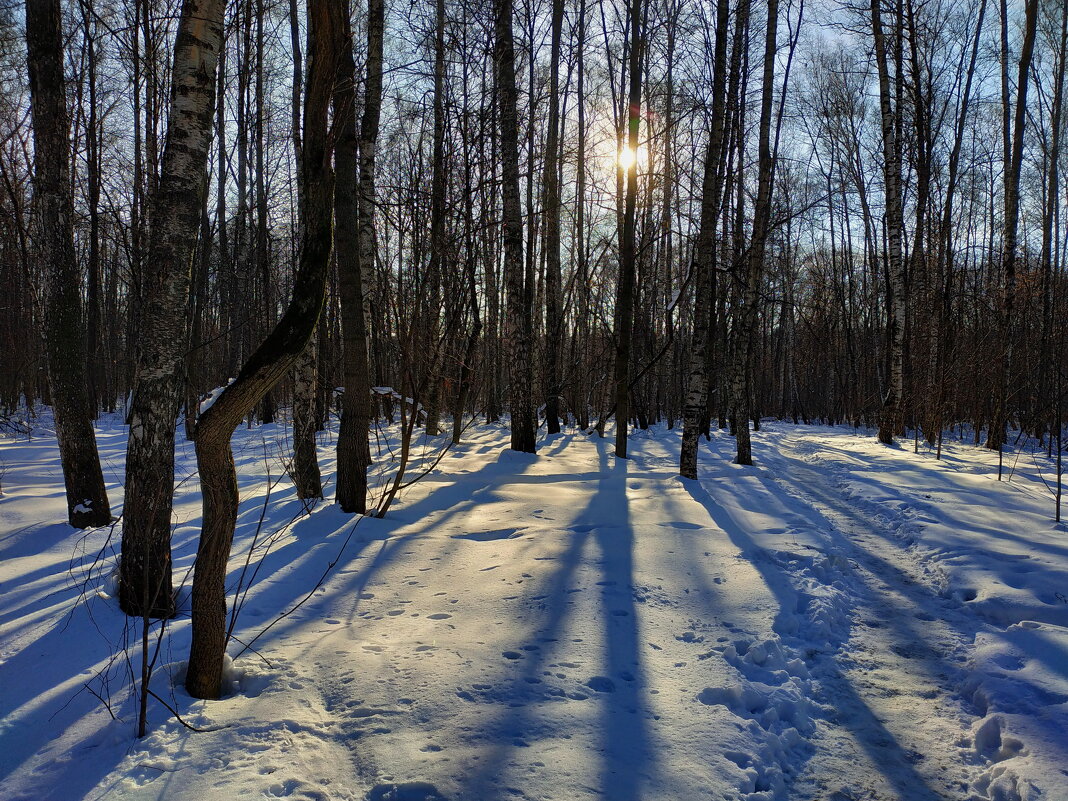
<box><xmin>618</xmin><ymin>144</ymin><xmax>637</xmax><ymax>171</ymax></box>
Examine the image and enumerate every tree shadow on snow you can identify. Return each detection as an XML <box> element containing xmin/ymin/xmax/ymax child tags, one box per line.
<box><xmin>459</xmin><ymin>436</ymin><xmax>655</xmax><ymax>800</ymax></box>
<box><xmin>682</xmin><ymin>462</ymin><xmax>953</xmax><ymax>801</ymax></box>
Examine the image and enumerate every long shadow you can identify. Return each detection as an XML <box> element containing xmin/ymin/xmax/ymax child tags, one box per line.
<box><xmin>458</xmin><ymin>517</ymin><xmax>594</xmax><ymax>797</ymax></box>
<box><xmin>746</xmin><ymin>428</ymin><xmax>1068</xmax><ymax>792</ymax></box>
<box><xmin>459</xmin><ymin>435</ymin><xmax>654</xmax><ymax>800</ymax></box>
<box><xmin>765</xmin><ymin>439</ymin><xmax>1068</xmax><ymax>679</ymax></box>
<box><xmin>682</xmin><ymin>471</ymin><xmax>951</xmax><ymax>800</ymax></box>
<box><xmin>241</xmin><ymin>436</ymin><xmax>540</xmax><ymax>650</ymax></box>
<box><xmin>589</xmin><ymin>441</ymin><xmax>653</xmax><ymax>800</ymax></box>
<box><xmin>0</xmin><ymin>596</ymin><xmax>139</xmax><ymax>799</ymax></box>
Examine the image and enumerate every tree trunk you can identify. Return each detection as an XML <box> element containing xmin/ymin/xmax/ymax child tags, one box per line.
<box><xmin>186</xmin><ymin>0</ymin><xmax>337</xmax><ymax>699</ymax></box>
<box><xmin>495</xmin><ymin>0</ymin><xmax>536</xmax><ymax>453</ymax></box>
<box><xmin>542</xmin><ymin>0</ymin><xmax>564</xmax><ymax>435</ymax></box>
<box><xmin>872</xmin><ymin>0</ymin><xmax>906</xmax><ymax>445</ymax></box>
<box><xmin>119</xmin><ymin>0</ymin><xmax>227</xmax><ymax>619</ymax></box>
<box><xmin>288</xmin><ymin>0</ymin><xmax>320</xmax><ymax>499</ymax></box>
<box><xmin>613</xmin><ymin>0</ymin><xmax>644</xmax><ymax>459</ymax></box>
<box><xmin>337</xmin><ymin>0</ymin><xmax>383</xmax><ymax>513</ymax></box>
<box><xmin>679</xmin><ymin>0</ymin><xmax>730</xmax><ymax>479</ymax></box>
<box><xmin>988</xmin><ymin>0</ymin><xmax>1039</xmax><ymax>457</ymax></box>
<box><xmin>292</xmin><ymin>331</ymin><xmax>322</xmax><ymax>499</ymax></box>
<box><xmin>733</xmin><ymin>0</ymin><xmax>775</xmax><ymax>466</ymax></box>
<box><xmin>26</xmin><ymin>0</ymin><xmax>112</xmax><ymax>529</ymax></box>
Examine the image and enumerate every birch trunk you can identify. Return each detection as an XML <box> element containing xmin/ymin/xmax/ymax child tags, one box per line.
<box><xmin>679</xmin><ymin>0</ymin><xmax>730</xmax><ymax>479</ymax></box>
<box><xmin>120</xmin><ymin>0</ymin><xmax>226</xmax><ymax>618</ymax></box>
<box><xmin>872</xmin><ymin>0</ymin><xmax>906</xmax><ymax>445</ymax></box>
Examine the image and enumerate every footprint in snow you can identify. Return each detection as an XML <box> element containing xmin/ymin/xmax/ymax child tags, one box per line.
<box><xmin>585</xmin><ymin>676</ymin><xmax>616</xmax><ymax>693</ymax></box>
<box><xmin>366</xmin><ymin>781</ymin><xmax>448</xmax><ymax>801</ymax></box>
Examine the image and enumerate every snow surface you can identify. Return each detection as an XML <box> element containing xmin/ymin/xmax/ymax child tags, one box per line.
<box><xmin>1</xmin><ymin>418</ymin><xmax>1066</xmax><ymax>801</ymax></box>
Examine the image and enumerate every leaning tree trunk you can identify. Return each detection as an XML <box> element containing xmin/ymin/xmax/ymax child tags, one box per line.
<box><xmin>336</xmin><ymin>0</ymin><xmax>383</xmax><ymax>513</ymax></box>
<box><xmin>679</xmin><ymin>0</ymin><xmax>730</xmax><ymax>480</ymax></box>
<box><xmin>120</xmin><ymin>0</ymin><xmax>226</xmax><ymax>619</ymax></box>
<box><xmin>495</xmin><ymin>0</ymin><xmax>536</xmax><ymax>453</ymax></box>
<box><xmin>26</xmin><ymin>0</ymin><xmax>112</xmax><ymax>529</ymax></box>
<box><xmin>185</xmin><ymin>0</ymin><xmax>337</xmax><ymax>699</ymax></box>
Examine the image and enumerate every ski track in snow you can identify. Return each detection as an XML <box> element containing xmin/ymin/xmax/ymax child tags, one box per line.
<box><xmin>0</xmin><ymin>418</ymin><xmax>1066</xmax><ymax>801</ymax></box>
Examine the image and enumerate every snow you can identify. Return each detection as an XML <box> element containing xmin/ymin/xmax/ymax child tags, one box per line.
<box><xmin>199</xmin><ymin>379</ymin><xmax>236</xmax><ymax>414</ymax></box>
<box><xmin>0</xmin><ymin>418</ymin><xmax>1066</xmax><ymax>801</ymax></box>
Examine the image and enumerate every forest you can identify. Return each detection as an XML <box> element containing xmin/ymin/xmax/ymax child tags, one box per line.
<box><xmin>1</xmin><ymin>0</ymin><xmax>1068</xmax><ymax>799</ymax></box>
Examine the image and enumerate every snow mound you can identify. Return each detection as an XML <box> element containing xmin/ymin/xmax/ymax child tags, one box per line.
<box><xmin>963</xmin><ymin>621</ymin><xmax>1068</xmax><ymax>800</ymax></box>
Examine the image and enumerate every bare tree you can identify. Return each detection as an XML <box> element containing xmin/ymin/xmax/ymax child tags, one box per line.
<box><xmin>679</xmin><ymin>0</ymin><xmax>731</xmax><ymax>480</ymax></box>
<box><xmin>613</xmin><ymin>0</ymin><xmax>644</xmax><ymax>459</ymax></box>
<box><xmin>25</xmin><ymin>0</ymin><xmax>112</xmax><ymax>528</ymax></box>
<box><xmin>496</xmin><ymin>0</ymin><xmax>536</xmax><ymax>453</ymax></box>
<box><xmin>119</xmin><ymin>0</ymin><xmax>227</xmax><ymax>619</ymax></box>
<box><xmin>336</xmin><ymin>0</ymin><xmax>384</xmax><ymax>513</ymax></box>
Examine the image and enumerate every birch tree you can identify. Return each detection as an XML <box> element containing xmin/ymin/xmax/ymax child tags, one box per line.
<box><xmin>119</xmin><ymin>0</ymin><xmax>227</xmax><ymax>619</ymax></box>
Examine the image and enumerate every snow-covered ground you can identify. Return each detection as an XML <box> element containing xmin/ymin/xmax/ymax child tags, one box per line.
<box><xmin>1</xmin><ymin>416</ymin><xmax>1066</xmax><ymax>801</ymax></box>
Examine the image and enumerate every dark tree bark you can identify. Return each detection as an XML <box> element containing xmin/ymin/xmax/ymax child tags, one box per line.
<box><xmin>25</xmin><ymin>0</ymin><xmax>112</xmax><ymax>529</ymax></box>
<box><xmin>613</xmin><ymin>0</ymin><xmax>644</xmax><ymax>459</ymax></box>
<box><xmin>186</xmin><ymin>0</ymin><xmax>338</xmax><ymax>699</ymax></box>
<box><xmin>254</xmin><ymin>0</ymin><xmax>275</xmax><ymax>426</ymax></box>
<box><xmin>336</xmin><ymin>0</ymin><xmax>383</xmax><ymax>513</ymax></box>
<box><xmin>80</xmin><ymin>1</ymin><xmax>105</xmax><ymax>415</ymax></box>
<box><xmin>495</xmin><ymin>0</ymin><xmax>536</xmax><ymax>453</ymax></box>
<box><xmin>988</xmin><ymin>0</ymin><xmax>1039</xmax><ymax>459</ymax></box>
<box><xmin>679</xmin><ymin>0</ymin><xmax>730</xmax><ymax>479</ymax></box>
<box><xmin>732</xmin><ymin>0</ymin><xmax>775</xmax><ymax>466</ymax></box>
<box><xmin>119</xmin><ymin>0</ymin><xmax>227</xmax><ymax>619</ymax></box>
<box><xmin>873</xmin><ymin>0</ymin><xmax>906</xmax><ymax>446</ymax></box>
<box><xmin>542</xmin><ymin>0</ymin><xmax>565</xmax><ymax>435</ymax></box>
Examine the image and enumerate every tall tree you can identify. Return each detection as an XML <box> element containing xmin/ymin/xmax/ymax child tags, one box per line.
<box><xmin>989</xmin><ymin>0</ymin><xmax>1039</xmax><ymax>459</ymax></box>
<box><xmin>119</xmin><ymin>0</ymin><xmax>227</xmax><ymax>619</ymax></box>
<box><xmin>290</xmin><ymin>0</ymin><xmax>322</xmax><ymax>501</ymax></box>
<box><xmin>679</xmin><ymin>0</ymin><xmax>731</xmax><ymax>479</ymax></box>
<box><xmin>732</xmin><ymin>0</ymin><xmax>776</xmax><ymax>465</ymax></box>
<box><xmin>25</xmin><ymin>0</ymin><xmax>112</xmax><ymax>529</ymax></box>
<box><xmin>496</xmin><ymin>0</ymin><xmax>536</xmax><ymax>453</ymax></box>
<box><xmin>872</xmin><ymin>0</ymin><xmax>906</xmax><ymax>446</ymax></box>
<box><xmin>542</xmin><ymin>0</ymin><xmax>565</xmax><ymax>435</ymax></box>
<box><xmin>613</xmin><ymin>0</ymin><xmax>644</xmax><ymax>459</ymax></box>
<box><xmin>336</xmin><ymin>0</ymin><xmax>384</xmax><ymax>513</ymax></box>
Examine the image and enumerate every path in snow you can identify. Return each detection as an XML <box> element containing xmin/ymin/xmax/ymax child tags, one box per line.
<box><xmin>751</xmin><ymin>431</ymin><xmax>983</xmax><ymax>800</ymax></box>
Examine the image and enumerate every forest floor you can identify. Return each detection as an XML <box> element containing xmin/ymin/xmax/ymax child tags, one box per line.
<box><xmin>0</xmin><ymin>416</ymin><xmax>1066</xmax><ymax>801</ymax></box>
